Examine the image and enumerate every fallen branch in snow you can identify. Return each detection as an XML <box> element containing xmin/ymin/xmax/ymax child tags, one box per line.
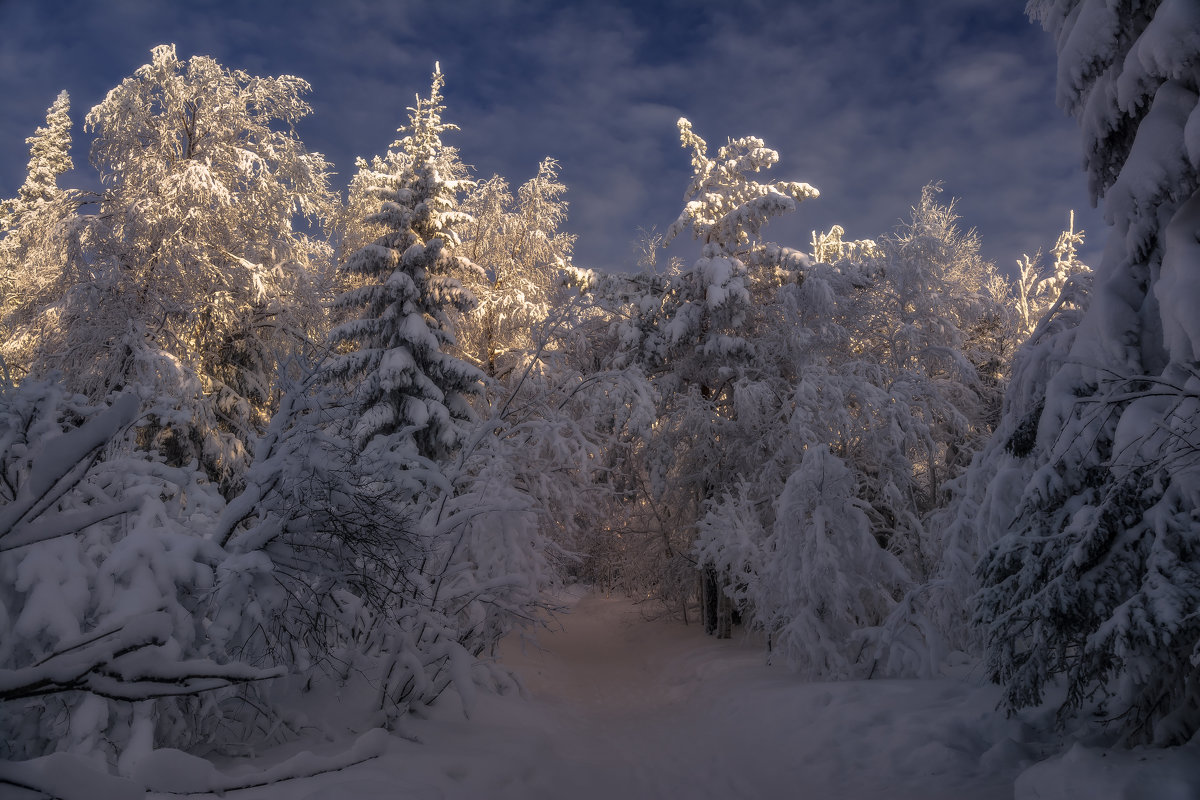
<box><xmin>0</xmin><ymin>729</ymin><xmax>391</xmax><ymax>800</ymax></box>
<box><xmin>138</xmin><ymin>728</ymin><xmax>392</xmax><ymax>795</ymax></box>
<box><xmin>151</xmin><ymin>752</ymin><xmax>386</xmax><ymax>795</ymax></box>
<box><xmin>0</xmin><ymin>393</ymin><xmax>139</xmax><ymax>544</ymax></box>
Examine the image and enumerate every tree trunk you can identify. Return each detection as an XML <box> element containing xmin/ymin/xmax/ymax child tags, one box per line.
<box><xmin>716</xmin><ymin>585</ymin><xmax>732</xmax><ymax>639</ymax></box>
<box><xmin>702</xmin><ymin>566</ymin><xmax>719</xmax><ymax>635</ymax></box>
<box><xmin>702</xmin><ymin>566</ymin><xmax>733</xmax><ymax>638</ymax></box>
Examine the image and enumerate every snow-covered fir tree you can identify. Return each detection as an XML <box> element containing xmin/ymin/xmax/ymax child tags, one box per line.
<box><xmin>0</xmin><ymin>91</ymin><xmax>79</xmax><ymax>370</ymax></box>
<box><xmin>327</xmin><ymin>64</ymin><xmax>484</xmax><ymax>457</ymax></box>
<box><xmin>974</xmin><ymin>0</ymin><xmax>1200</xmax><ymax>745</ymax></box>
<box><xmin>0</xmin><ymin>90</ymin><xmax>72</xmax><ymax>226</ymax></box>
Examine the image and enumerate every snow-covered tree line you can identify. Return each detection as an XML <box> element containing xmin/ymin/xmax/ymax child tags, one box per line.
<box><xmin>4</xmin><ymin>0</ymin><xmax>1193</xmax><ymax>781</ymax></box>
<box><xmin>562</xmin><ymin>0</ymin><xmax>1200</xmax><ymax>752</ymax></box>
<box><xmin>0</xmin><ymin>48</ymin><xmax>589</xmax><ymax>785</ymax></box>
<box><xmin>573</xmin><ymin>120</ymin><xmax>1066</xmax><ymax>680</ymax></box>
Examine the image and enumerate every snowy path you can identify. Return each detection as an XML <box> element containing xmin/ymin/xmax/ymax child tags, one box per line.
<box><xmin>206</xmin><ymin>589</ymin><xmax>1025</xmax><ymax>799</ymax></box>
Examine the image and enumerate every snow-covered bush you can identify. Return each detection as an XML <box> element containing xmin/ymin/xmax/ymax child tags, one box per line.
<box><xmin>698</xmin><ymin>447</ymin><xmax>908</xmax><ymax>678</ymax></box>
<box><xmin>213</xmin><ymin>368</ymin><xmax>556</xmax><ymax>724</ymax></box>
<box><xmin>0</xmin><ymin>377</ymin><xmax>276</xmax><ymax>772</ymax></box>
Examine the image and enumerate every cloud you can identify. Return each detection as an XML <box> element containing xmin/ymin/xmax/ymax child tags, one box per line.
<box><xmin>0</xmin><ymin>0</ymin><xmax>1104</xmax><ymax>273</ymax></box>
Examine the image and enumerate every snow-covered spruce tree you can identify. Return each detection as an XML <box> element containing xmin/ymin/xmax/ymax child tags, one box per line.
<box><xmin>0</xmin><ymin>377</ymin><xmax>277</xmax><ymax>777</ymax></box>
<box><xmin>0</xmin><ymin>91</ymin><xmax>81</xmax><ymax>372</ymax></box>
<box><xmin>17</xmin><ymin>45</ymin><xmax>335</xmax><ymax>492</ymax></box>
<box><xmin>0</xmin><ymin>91</ymin><xmax>72</xmax><ymax>221</ymax></box>
<box><xmin>328</xmin><ymin>64</ymin><xmax>483</xmax><ymax>457</ymax></box>
<box><xmin>974</xmin><ymin>0</ymin><xmax>1200</xmax><ymax>745</ymax></box>
<box><xmin>291</xmin><ymin>66</ymin><xmax>553</xmax><ymax>719</ymax></box>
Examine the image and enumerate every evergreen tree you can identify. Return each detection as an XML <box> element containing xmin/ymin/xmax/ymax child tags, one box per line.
<box><xmin>327</xmin><ymin>64</ymin><xmax>484</xmax><ymax>456</ymax></box>
<box><xmin>976</xmin><ymin>0</ymin><xmax>1200</xmax><ymax>745</ymax></box>
<box><xmin>0</xmin><ymin>91</ymin><xmax>79</xmax><ymax>368</ymax></box>
<box><xmin>1</xmin><ymin>90</ymin><xmax>72</xmax><ymax>218</ymax></box>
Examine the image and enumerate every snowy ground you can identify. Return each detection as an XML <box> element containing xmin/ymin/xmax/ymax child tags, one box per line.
<box><xmin>190</xmin><ymin>588</ymin><xmax>1030</xmax><ymax>799</ymax></box>
<box><xmin>11</xmin><ymin>587</ymin><xmax>1199</xmax><ymax>800</ymax></box>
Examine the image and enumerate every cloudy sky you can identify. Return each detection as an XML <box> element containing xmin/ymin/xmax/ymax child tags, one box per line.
<box><xmin>0</xmin><ymin>0</ymin><xmax>1104</xmax><ymax>273</ymax></box>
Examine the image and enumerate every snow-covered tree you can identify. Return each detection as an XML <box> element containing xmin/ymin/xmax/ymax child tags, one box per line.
<box><xmin>809</xmin><ymin>223</ymin><xmax>877</xmax><ymax>264</ymax></box>
<box><xmin>10</xmin><ymin>46</ymin><xmax>335</xmax><ymax>491</ymax></box>
<box><xmin>704</xmin><ymin>446</ymin><xmax>907</xmax><ymax>678</ymax></box>
<box><xmin>975</xmin><ymin>0</ymin><xmax>1200</xmax><ymax>745</ymax></box>
<box><xmin>849</xmin><ymin>186</ymin><xmax>1016</xmax><ymax>575</ymax></box>
<box><xmin>242</xmin><ymin>66</ymin><xmax>562</xmax><ymax>723</ymax></box>
<box><xmin>327</xmin><ymin>64</ymin><xmax>484</xmax><ymax>457</ymax></box>
<box><xmin>615</xmin><ymin>118</ymin><xmax>819</xmax><ymax>628</ymax></box>
<box><xmin>680</xmin><ymin>176</ymin><xmax>1028</xmax><ymax>670</ymax></box>
<box><xmin>457</xmin><ymin>158</ymin><xmax>575</xmax><ymax>380</ymax></box>
<box><xmin>0</xmin><ymin>377</ymin><xmax>277</xmax><ymax>773</ymax></box>
<box><xmin>0</xmin><ymin>90</ymin><xmax>73</xmax><ymax>221</ymax></box>
<box><xmin>879</xmin><ymin>222</ymin><xmax>1093</xmax><ymax>679</ymax></box>
<box><xmin>0</xmin><ymin>91</ymin><xmax>80</xmax><ymax>371</ymax></box>
<box><xmin>1014</xmin><ymin>211</ymin><xmax>1088</xmax><ymax>336</ymax></box>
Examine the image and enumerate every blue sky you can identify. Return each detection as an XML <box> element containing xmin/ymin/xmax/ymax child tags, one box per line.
<box><xmin>0</xmin><ymin>0</ymin><xmax>1104</xmax><ymax>273</ymax></box>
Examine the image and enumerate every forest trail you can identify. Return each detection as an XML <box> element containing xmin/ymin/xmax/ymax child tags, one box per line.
<box><xmin>221</xmin><ymin>589</ymin><xmax>1020</xmax><ymax>800</ymax></box>
<box><xmin>386</xmin><ymin>588</ymin><xmax>1016</xmax><ymax>800</ymax></box>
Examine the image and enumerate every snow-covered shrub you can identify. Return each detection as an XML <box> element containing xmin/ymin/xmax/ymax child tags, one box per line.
<box><xmin>699</xmin><ymin>447</ymin><xmax>908</xmax><ymax>678</ymax></box>
<box><xmin>214</xmin><ymin>376</ymin><xmax>556</xmax><ymax>724</ymax></box>
<box><xmin>0</xmin><ymin>377</ymin><xmax>276</xmax><ymax>772</ymax></box>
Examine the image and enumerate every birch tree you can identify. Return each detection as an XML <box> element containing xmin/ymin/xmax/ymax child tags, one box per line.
<box><xmin>14</xmin><ymin>45</ymin><xmax>336</xmax><ymax>490</ymax></box>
